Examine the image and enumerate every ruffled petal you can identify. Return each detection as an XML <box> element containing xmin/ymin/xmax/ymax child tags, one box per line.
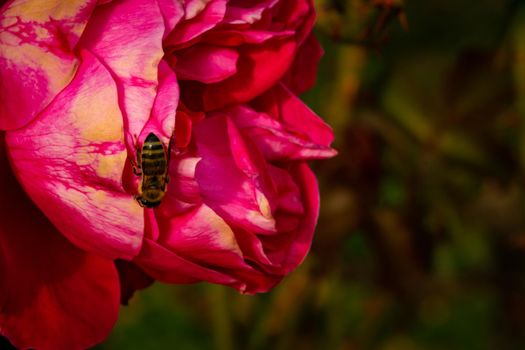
<box><xmin>260</xmin><ymin>162</ymin><xmax>320</xmax><ymax>272</ymax></box>
<box><xmin>223</xmin><ymin>0</ymin><xmax>280</xmax><ymax>25</ymax></box>
<box><xmin>250</xmin><ymin>83</ymin><xmax>336</xmax><ymax>157</ymax></box>
<box><xmin>219</xmin><ymin>83</ymin><xmax>335</xmax><ymax>161</ymax></box>
<box><xmin>164</xmin><ymin>0</ymin><xmax>227</xmax><ymax>47</ymax></box>
<box><xmin>0</xmin><ymin>136</ymin><xmax>120</xmax><ymax>350</ymax></box>
<box><xmin>176</xmin><ymin>0</ymin><xmax>317</xmax><ymax>111</ymax></box>
<box><xmin>137</xmin><ymin>214</ymin><xmax>282</xmax><ymax>294</ymax></box>
<box><xmin>194</xmin><ymin>115</ymin><xmax>277</xmax><ymax>233</ymax></box>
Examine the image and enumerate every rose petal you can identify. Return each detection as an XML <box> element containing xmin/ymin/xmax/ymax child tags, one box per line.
<box><xmin>137</xmin><ymin>221</ymin><xmax>282</xmax><ymax>294</ymax></box>
<box><xmin>269</xmin><ymin>164</ymin><xmax>304</xmax><ymax>215</ymax></box>
<box><xmin>158</xmin><ymin>0</ymin><xmax>184</xmax><ymax>38</ymax></box>
<box><xmin>194</xmin><ymin>115</ymin><xmax>277</xmax><ymax>233</ymax></box>
<box><xmin>252</xmin><ymin>83</ymin><xmax>336</xmax><ymax>154</ymax></box>
<box><xmin>79</xmin><ymin>0</ymin><xmax>177</xmax><ymax>151</ymax></box>
<box><xmin>173</xmin><ymin>105</ymin><xmax>204</xmax><ymax>149</ymax></box>
<box><xmin>6</xmin><ymin>49</ymin><xmax>143</xmax><ymax>259</ymax></box>
<box><xmin>0</xmin><ymin>136</ymin><xmax>120</xmax><ymax>350</ymax></box>
<box><xmin>271</xmin><ymin>0</ymin><xmax>315</xmax><ymax>44</ymax></box>
<box><xmin>115</xmin><ymin>260</ymin><xmax>153</xmax><ymax>305</ymax></box>
<box><xmin>182</xmin><ymin>39</ymin><xmax>297</xmax><ymax>111</ymax></box>
<box><xmin>139</xmin><ymin>59</ymin><xmax>179</xmax><ymax>145</ymax></box>
<box><xmin>136</xmin><ymin>238</ymin><xmax>245</xmax><ymax>289</ymax></box>
<box><xmin>223</xmin><ymin>81</ymin><xmax>336</xmax><ymax>161</ymax></box>
<box><xmin>160</xmin><ymin>156</ymin><xmax>202</xmax><ymax>217</ymax></box>
<box><xmin>282</xmin><ymin>32</ymin><xmax>323</xmax><ymax>94</ymax></box>
<box><xmin>260</xmin><ymin>163</ymin><xmax>320</xmax><ymax>272</ymax></box>
<box><xmin>174</xmin><ymin>44</ymin><xmax>239</xmax><ymax>83</ymax></box>
<box><xmin>201</xmin><ymin>0</ymin><xmax>310</xmax><ymax>45</ymax></box>
<box><xmin>223</xmin><ymin>0</ymin><xmax>280</xmax><ymax>25</ymax></box>
<box><xmin>164</xmin><ymin>0</ymin><xmax>227</xmax><ymax>48</ymax></box>
<box><xmin>202</xmin><ymin>28</ymin><xmax>294</xmax><ymax>45</ymax></box>
<box><xmin>0</xmin><ymin>0</ymin><xmax>97</xmax><ymax>130</ymax></box>
<box><xmin>158</xmin><ymin>204</ymin><xmax>245</xmax><ymax>267</ymax></box>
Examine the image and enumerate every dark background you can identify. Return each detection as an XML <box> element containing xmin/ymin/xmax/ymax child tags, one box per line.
<box><xmin>96</xmin><ymin>1</ymin><xmax>525</xmax><ymax>349</ymax></box>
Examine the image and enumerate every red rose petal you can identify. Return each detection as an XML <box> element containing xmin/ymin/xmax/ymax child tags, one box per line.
<box><xmin>0</xmin><ymin>136</ymin><xmax>120</xmax><ymax>350</ymax></box>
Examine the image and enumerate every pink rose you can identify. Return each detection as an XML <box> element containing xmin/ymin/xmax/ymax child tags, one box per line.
<box><xmin>0</xmin><ymin>0</ymin><xmax>335</xmax><ymax>349</ymax></box>
<box><xmin>171</xmin><ymin>0</ymin><xmax>322</xmax><ymax>110</ymax></box>
<box><xmin>135</xmin><ymin>84</ymin><xmax>335</xmax><ymax>293</ymax></box>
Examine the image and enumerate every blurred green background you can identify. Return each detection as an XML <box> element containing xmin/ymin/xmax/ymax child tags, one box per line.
<box><xmin>97</xmin><ymin>1</ymin><xmax>525</xmax><ymax>349</ymax></box>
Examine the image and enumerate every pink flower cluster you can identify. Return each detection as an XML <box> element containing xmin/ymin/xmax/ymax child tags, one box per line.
<box><xmin>0</xmin><ymin>0</ymin><xmax>335</xmax><ymax>349</ymax></box>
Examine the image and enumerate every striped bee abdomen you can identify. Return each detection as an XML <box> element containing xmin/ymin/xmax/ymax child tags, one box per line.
<box><xmin>135</xmin><ymin>132</ymin><xmax>170</xmax><ymax>208</ymax></box>
<box><xmin>141</xmin><ymin>133</ymin><xmax>167</xmax><ymax>176</ymax></box>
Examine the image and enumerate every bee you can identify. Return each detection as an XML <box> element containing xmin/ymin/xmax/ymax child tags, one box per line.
<box><xmin>133</xmin><ymin>132</ymin><xmax>170</xmax><ymax>208</ymax></box>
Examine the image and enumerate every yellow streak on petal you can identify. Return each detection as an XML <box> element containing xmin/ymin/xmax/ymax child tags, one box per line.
<box><xmin>247</xmin><ymin>210</ymin><xmax>276</xmax><ymax>232</ymax></box>
<box><xmin>95</xmin><ymin>152</ymin><xmax>126</xmax><ymax>179</ymax></box>
<box><xmin>69</xmin><ymin>83</ymin><xmax>124</xmax><ymax>143</ymax></box>
<box><xmin>201</xmin><ymin>206</ymin><xmax>242</xmax><ymax>254</ymax></box>
<box><xmin>90</xmin><ymin>189</ymin><xmax>108</xmax><ymax>204</ymax></box>
<box><xmin>1</xmin><ymin>16</ymin><xmax>17</xmax><ymax>27</ymax></box>
<box><xmin>185</xmin><ymin>0</ymin><xmax>211</xmax><ymax>19</ymax></box>
<box><xmin>256</xmin><ymin>189</ymin><xmax>273</xmax><ymax>219</ymax></box>
<box><xmin>87</xmin><ymin>190</ymin><xmax>144</xmax><ymax>233</ymax></box>
<box><xmin>0</xmin><ymin>42</ymin><xmax>78</xmax><ymax>95</ymax></box>
<box><xmin>75</xmin><ymin>152</ymin><xmax>96</xmax><ymax>167</ymax></box>
<box><xmin>112</xmin><ymin>46</ymin><xmax>160</xmax><ymax>81</ymax></box>
<box><xmin>53</xmin><ymin>185</ymin><xmax>88</xmax><ymax>210</ymax></box>
<box><xmin>34</xmin><ymin>26</ymin><xmax>51</xmax><ymax>40</ymax></box>
<box><xmin>4</xmin><ymin>0</ymin><xmax>89</xmax><ymax>23</ymax></box>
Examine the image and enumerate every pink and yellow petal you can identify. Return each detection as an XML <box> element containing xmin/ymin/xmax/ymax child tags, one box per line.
<box><xmin>158</xmin><ymin>204</ymin><xmax>244</xmax><ymax>267</ymax></box>
<box><xmin>0</xmin><ymin>0</ymin><xmax>98</xmax><ymax>130</ymax></box>
<box><xmin>79</xmin><ymin>0</ymin><xmax>176</xmax><ymax>151</ymax></box>
<box><xmin>137</xmin><ymin>204</ymin><xmax>283</xmax><ymax>294</ymax></box>
<box><xmin>6</xmin><ymin>50</ymin><xmax>143</xmax><ymax>259</ymax></box>
<box><xmin>139</xmin><ymin>60</ymin><xmax>179</xmax><ymax>146</ymax></box>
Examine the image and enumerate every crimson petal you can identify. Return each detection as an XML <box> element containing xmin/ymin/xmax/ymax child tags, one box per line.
<box><xmin>0</xmin><ymin>137</ymin><xmax>120</xmax><ymax>350</ymax></box>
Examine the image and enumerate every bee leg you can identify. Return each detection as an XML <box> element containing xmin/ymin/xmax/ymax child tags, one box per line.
<box><xmin>128</xmin><ymin>153</ymin><xmax>141</xmax><ymax>174</ymax></box>
<box><xmin>133</xmin><ymin>140</ymin><xmax>143</xmax><ymax>176</ymax></box>
<box><xmin>133</xmin><ymin>165</ymin><xmax>142</xmax><ymax>176</ymax></box>
<box><xmin>134</xmin><ymin>195</ymin><xmax>145</xmax><ymax>207</ymax></box>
